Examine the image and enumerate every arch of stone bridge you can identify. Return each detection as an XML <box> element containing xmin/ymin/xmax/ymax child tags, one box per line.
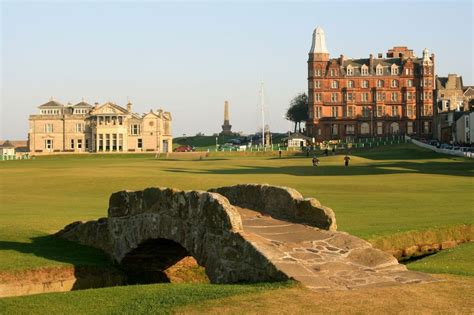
<box><xmin>105</xmin><ymin>188</ymin><xmax>287</xmax><ymax>283</ymax></box>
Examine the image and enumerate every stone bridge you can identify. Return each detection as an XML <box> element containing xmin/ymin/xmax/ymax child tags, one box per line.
<box><xmin>57</xmin><ymin>184</ymin><xmax>434</xmax><ymax>290</ymax></box>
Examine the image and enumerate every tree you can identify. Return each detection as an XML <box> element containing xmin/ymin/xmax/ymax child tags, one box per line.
<box><xmin>285</xmin><ymin>93</ymin><xmax>308</xmax><ymax>133</ymax></box>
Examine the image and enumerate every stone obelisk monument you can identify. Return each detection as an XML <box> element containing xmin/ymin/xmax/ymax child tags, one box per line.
<box><xmin>220</xmin><ymin>101</ymin><xmax>233</xmax><ymax>136</ymax></box>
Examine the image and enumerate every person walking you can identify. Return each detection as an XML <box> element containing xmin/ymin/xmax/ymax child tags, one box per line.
<box><xmin>324</xmin><ymin>148</ymin><xmax>329</xmax><ymax>156</ymax></box>
<box><xmin>312</xmin><ymin>155</ymin><xmax>319</xmax><ymax>167</ymax></box>
<box><xmin>332</xmin><ymin>146</ymin><xmax>336</xmax><ymax>156</ymax></box>
<box><xmin>344</xmin><ymin>155</ymin><xmax>351</xmax><ymax>167</ymax></box>
<box><xmin>279</xmin><ymin>149</ymin><xmax>282</xmax><ymax>158</ymax></box>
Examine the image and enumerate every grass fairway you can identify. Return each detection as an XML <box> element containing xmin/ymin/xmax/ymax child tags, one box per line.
<box><xmin>0</xmin><ymin>144</ymin><xmax>473</xmax><ymax>271</ymax></box>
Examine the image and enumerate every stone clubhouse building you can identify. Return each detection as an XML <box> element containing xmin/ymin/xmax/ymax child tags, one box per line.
<box><xmin>306</xmin><ymin>26</ymin><xmax>435</xmax><ymax>142</ymax></box>
<box><xmin>28</xmin><ymin>99</ymin><xmax>173</xmax><ymax>154</ymax></box>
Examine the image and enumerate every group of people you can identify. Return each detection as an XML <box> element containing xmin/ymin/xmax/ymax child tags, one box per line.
<box><xmin>312</xmin><ymin>155</ymin><xmax>351</xmax><ymax>167</ymax></box>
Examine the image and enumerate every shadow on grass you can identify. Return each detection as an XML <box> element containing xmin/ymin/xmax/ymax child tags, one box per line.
<box><xmin>0</xmin><ymin>235</ymin><xmax>124</xmax><ymax>290</ymax></box>
<box><xmin>164</xmin><ymin>160</ymin><xmax>473</xmax><ymax>177</ymax></box>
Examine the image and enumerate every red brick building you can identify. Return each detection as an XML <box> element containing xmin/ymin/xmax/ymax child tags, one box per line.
<box><xmin>306</xmin><ymin>27</ymin><xmax>435</xmax><ymax>141</ymax></box>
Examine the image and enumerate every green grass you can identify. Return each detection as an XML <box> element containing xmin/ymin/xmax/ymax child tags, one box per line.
<box><xmin>407</xmin><ymin>242</ymin><xmax>474</xmax><ymax>276</ymax></box>
<box><xmin>0</xmin><ymin>281</ymin><xmax>294</xmax><ymax>314</ymax></box>
<box><xmin>0</xmin><ymin>144</ymin><xmax>473</xmax><ymax>272</ymax></box>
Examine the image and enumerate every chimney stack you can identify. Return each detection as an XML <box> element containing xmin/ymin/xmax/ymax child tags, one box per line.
<box><xmin>127</xmin><ymin>101</ymin><xmax>132</xmax><ymax>113</ymax></box>
<box><xmin>94</xmin><ymin>102</ymin><xmax>99</xmax><ymax>109</ymax></box>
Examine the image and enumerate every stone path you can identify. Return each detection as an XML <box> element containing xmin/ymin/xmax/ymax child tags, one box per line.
<box><xmin>237</xmin><ymin>207</ymin><xmax>436</xmax><ymax>291</ymax></box>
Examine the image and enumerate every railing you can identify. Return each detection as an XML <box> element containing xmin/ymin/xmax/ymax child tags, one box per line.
<box><xmin>409</xmin><ymin>137</ymin><xmax>473</xmax><ymax>158</ymax></box>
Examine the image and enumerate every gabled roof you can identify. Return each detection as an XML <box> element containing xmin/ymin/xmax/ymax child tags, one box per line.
<box><xmin>0</xmin><ymin>140</ymin><xmax>15</xmax><ymax>148</ymax></box>
<box><xmin>90</xmin><ymin>102</ymin><xmax>128</xmax><ymax>115</ymax></box>
<box><xmin>73</xmin><ymin>101</ymin><xmax>92</xmax><ymax>107</ymax></box>
<box><xmin>38</xmin><ymin>100</ymin><xmax>64</xmax><ymax>108</ymax></box>
<box><xmin>463</xmin><ymin>86</ymin><xmax>474</xmax><ymax>97</ymax></box>
<box><xmin>282</xmin><ymin>132</ymin><xmax>311</xmax><ymax>141</ymax></box>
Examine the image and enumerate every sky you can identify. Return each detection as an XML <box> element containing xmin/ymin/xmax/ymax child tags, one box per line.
<box><xmin>1</xmin><ymin>0</ymin><xmax>473</xmax><ymax>140</ymax></box>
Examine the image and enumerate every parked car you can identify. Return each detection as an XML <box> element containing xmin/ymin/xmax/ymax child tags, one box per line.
<box><xmin>173</xmin><ymin>145</ymin><xmax>195</xmax><ymax>152</ymax></box>
<box><xmin>440</xmin><ymin>144</ymin><xmax>451</xmax><ymax>149</ymax></box>
<box><xmin>428</xmin><ymin>140</ymin><xmax>439</xmax><ymax>147</ymax></box>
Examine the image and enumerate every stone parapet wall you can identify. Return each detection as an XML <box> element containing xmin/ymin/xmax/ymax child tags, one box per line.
<box><xmin>209</xmin><ymin>184</ymin><xmax>337</xmax><ymax>231</ymax></box>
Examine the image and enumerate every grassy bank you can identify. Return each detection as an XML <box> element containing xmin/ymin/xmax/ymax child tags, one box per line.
<box><xmin>407</xmin><ymin>242</ymin><xmax>474</xmax><ymax>276</ymax></box>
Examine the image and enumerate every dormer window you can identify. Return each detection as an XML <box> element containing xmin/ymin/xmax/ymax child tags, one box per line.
<box><xmin>361</xmin><ymin>65</ymin><xmax>369</xmax><ymax>76</ymax></box>
<box><xmin>376</xmin><ymin>64</ymin><xmax>384</xmax><ymax>76</ymax></box>
<box><xmin>315</xmin><ymin>69</ymin><xmax>322</xmax><ymax>77</ymax></box>
<box><xmin>346</xmin><ymin>65</ymin><xmax>353</xmax><ymax>76</ymax></box>
<box><xmin>391</xmin><ymin>64</ymin><xmax>399</xmax><ymax>75</ymax></box>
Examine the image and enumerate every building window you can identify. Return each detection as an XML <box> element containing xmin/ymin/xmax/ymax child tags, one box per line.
<box><xmin>332</xmin><ymin>80</ymin><xmax>338</xmax><ymax>88</ymax></box>
<box><xmin>70</xmin><ymin>139</ymin><xmax>75</xmax><ymax>149</ymax></box>
<box><xmin>346</xmin><ymin>66</ymin><xmax>353</xmax><ymax>76</ymax></box>
<box><xmin>98</xmin><ymin>134</ymin><xmax>103</xmax><ymax>151</ymax></box>
<box><xmin>44</xmin><ymin>139</ymin><xmax>53</xmax><ymax>150</ymax></box>
<box><xmin>105</xmin><ymin>134</ymin><xmax>110</xmax><ymax>151</ymax></box>
<box><xmin>390</xmin><ymin>122</ymin><xmax>400</xmax><ymax>134</ymax></box>
<box><xmin>377</xmin><ymin>80</ymin><xmax>384</xmax><ymax>88</ymax></box>
<box><xmin>423</xmin><ymin>121</ymin><xmax>431</xmax><ymax>134</ymax></box>
<box><xmin>362</xmin><ymin>106</ymin><xmax>370</xmax><ymax>118</ymax></box>
<box><xmin>118</xmin><ymin>134</ymin><xmax>123</xmax><ymax>151</ymax></box>
<box><xmin>331</xmin><ymin>93</ymin><xmax>338</xmax><ymax>102</ymax></box>
<box><xmin>44</xmin><ymin>123</ymin><xmax>53</xmax><ymax>133</ymax></box>
<box><xmin>376</xmin><ymin>92</ymin><xmax>385</xmax><ymax>101</ymax></box>
<box><xmin>391</xmin><ymin>65</ymin><xmax>399</xmax><ymax>75</ymax></box>
<box><xmin>407</xmin><ymin>79</ymin><xmax>413</xmax><ymax>87</ymax></box>
<box><xmin>315</xmin><ymin>93</ymin><xmax>321</xmax><ymax>102</ymax></box>
<box><xmin>362</xmin><ymin>80</ymin><xmax>369</xmax><ymax>88</ymax></box>
<box><xmin>377</xmin><ymin>122</ymin><xmax>383</xmax><ymax>135</ymax></box>
<box><xmin>407</xmin><ymin>121</ymin><xmax>414</xmax><ymax>134</ymax></box>
<box><xmin>361</xmin><ymin>65</ymin><xmax>369</xmax><ymax>76</ymax></box>
<box><xmin>346</xmin><ymin>125</ymin><xmax>355</xmax><ymax>134</ymax></box>
<box><xmin>330</xmin><ymin>69</ymin><xmax>338</xmax><ymax>76</ymax></box>
<box><xmin>391</xmin><ymin>106</ymin><xmax>398</xmax><ymax>117</ymax></box>
<box><xmin>130</xmin><ymin>124</ymin><xmax>141</xmax><ymax>135</ymax></box>
<box><xmin>315</xmin><ymin>80</ymin><xmax>321</xmax><ymax>88</ymax></box>
<box><xmin>348</xmin><ymin>80</ymin><xmax>354</xmax><ymax>88</ymax></box>
<box><xmin>75</xmin><ymin>123</ymin><xmax>83</xmax><ymax>132</ymax></box>
<box><xmin>77</xmin><ymin>139</ymin><xmax>82</xmax><ymax>149</ymax></box>
<box><xmin>391</xmin><ymin>80</ymin><xmax>399</xmax><ymax>88</ymax></box>
<box><xmin>315</xmin><ymin>107</ymin><xmax>322</xmax><ymax>118</ymax></box>
<box><xmin>112</xmin><ymin>134</ymin><xmax>117</xmax><ymax>151</ymax></box>
<box><xmin>332</xmin><ymin>124</ymin><xmax>338</xmax><ymax>135</ymax></box>
<box><xmin>407</xmin><ymin>105</ymin><xmax>413</xmax><ymax>117</ymax></box>
<box><xmin>391</xmin><ymin>92</ymin><xmax>398</xmax><ymax>101</ymax></box>
<box><xmin>376</xmin><ymin>65</ymin><xmax>383</xmax><ymax>75</ymax></box>
<box><xmin>331</xmin><ymin>106</ymin><xmax>338</xmax><ymax>117</ymax></box>
<box><xmin>360</xmin><ymin>122</ymin><xmax>370</xmax><ymax>134</ymax></box>
<box><xmin>137</xmin><ymin>138</ymin><xmax>143</xmax><ymax>148</ymax></box>
<box><xmin>423</xmin><ymin>105</ymin><xmax>432</xmax><ymax>116</ymax></box>
<box><xmin>346</xmin><ymin>93</ymin><xmax>354</xmax><ymax>101</ymax></box>
<box><xmin>377</xmin><ymin>106</ymin><xmax>384</xmax><ymax>117</ymax></box>
<box><xmin>407</xmin><ymin>92</ymin><xmax>413</xmax><ymax>101</ymax></box>
<box><xmin>347</xmin><ymin>106</ymin><xmax>354</xmax><ymax>118</ymax></box>
<box><xmin>85</xmin><ymin>139</ymin><xmax>89</xmax><ymax>149</ymax></box>
<box><xmin>362</xmin><ymin>93</ymin><xmax>369</xmax><ymax>102</ymax></box>
<box><xmin>315</xmin><ymin>69</ymin><xmax>322</xmax><ymax>77</ymax></box>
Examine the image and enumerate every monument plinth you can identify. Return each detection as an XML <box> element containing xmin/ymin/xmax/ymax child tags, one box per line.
<box><xmin>220</xmin><ymin>100</ymin><xmax>233</xmax><ymax>136</ymax></box>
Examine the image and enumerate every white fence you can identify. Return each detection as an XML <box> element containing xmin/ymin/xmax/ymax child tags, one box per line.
<box><xmin>409</xmin><ymin>138</ymin><xmax>473</xmax><ymax>158</ymax></box>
